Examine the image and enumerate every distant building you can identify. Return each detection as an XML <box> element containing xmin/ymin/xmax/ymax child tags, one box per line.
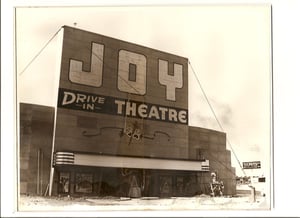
<box><xmin>19</xmin><ymin>26</ymin><xmax>236</xmax><ymax>197</ymax></box>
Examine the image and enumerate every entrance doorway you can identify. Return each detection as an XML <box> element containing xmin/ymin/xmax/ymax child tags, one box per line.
<box><xmin>159</xmin><ymin>175</ymin><xmax>173</xmax><ymax>197</ymax></box>
<box><xmin>58</xmin><ymin>172</ymin><xmax>70</xmax><ymax>194</ymax></box>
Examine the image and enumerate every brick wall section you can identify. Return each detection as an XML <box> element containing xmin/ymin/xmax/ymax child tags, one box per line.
<box><xmin>19</xmin><ymin>103</ymin><xmax>54</xmax><ymax>195</ymax></box>
<box><xmin>188</xmin><ymin>126</ymin><xmax>236</xmax><ymax>195</ymax></box>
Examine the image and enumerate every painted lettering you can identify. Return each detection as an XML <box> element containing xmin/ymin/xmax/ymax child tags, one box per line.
<box><xmin>69</xmin><ymin>42</ymin><xmax>104</xmax><ymax>87</ymax></box>
<box><xmin>148</xmin><ymin>106</ymin><xmax>160</xmax><ymax>119</ymax></box>
<box><xmin>158</xmin><ymin>107</ymin><xmax>168</xmax><ymax>120</ymax></box>
<box><xmin>76</xmin><ymin>94</ymin><xmax>87</xmax><ymax>103</ymax></box>
<box><xmin>158</xmin><ymin>60</ymin><xmax>183</xmax><ymax>101</ymax></box>
<box><xmin>168</xmin><ymin>108</ymin><xmax>178</xmax><ymax>122</ymax></box>
<box><xmin>62</xmin><ymin>91</ymin><xmax>76</xmax><ymax>105</ymax></box>
<box><xmin>118</xmin><ymin>50</ymin><xmax>147</xmax><ymax>95</ymax></box>
<box><xmin>126</xmin><ymin>102</ymin><xmax>137</xmax><ymax>116</ymax></box>
<box><xmin>178</xmin><ymin>110</ymin><xmax>187</xmax><ymax>123</ymax></box>
<box><xmin>115</xmin><ymin>99</ymin><xmax>126</xmax><ymax>114</ymax></box>
<box><xmin>112</xmin><ymin>99</ymin><xmax>187</xmax><ymax>124</ymax></box>
<box><xmin>138</xmin><ymin>104</ymin><xmax>148</xmax><ymax>118</ymax></box>
<box><xmin>68</xmin><ymin>45</ymin><xmax>186</xmax><ymax>102</ymax></box>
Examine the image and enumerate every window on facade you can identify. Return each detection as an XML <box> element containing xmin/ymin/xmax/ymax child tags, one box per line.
<box><xmin>75</xmin><ymin>173</ymin><xmax>93</xmax><ymax>193</ymax></box>
<box><xmin>59</xmin><ymin>172</ymin><xmax>70</xmax><ymax>194</ymax></box>
<box><xmin>176</xmin><ymin>176</ymin><xmax>184</xmax><ymax>195</ymax></box>
<box><xmin>159</xmin><ymin>175</ymin><xmax>172</xmax><ymax>195</ymax></box>
<box><xmin>196</xmin><ymin>148</ymin><xmax>205</xmax><ymax>161</ymax></box>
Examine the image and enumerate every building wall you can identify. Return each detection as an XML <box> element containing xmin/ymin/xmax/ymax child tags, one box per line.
<box><xmin>54</xmin><ymin>26</ymin><xmax>189</xmax><ymax>160</ymax></box>
<box><xmin>19</xmin><ymin>103</ymin><xmax>236</xmax><ymax>196</ymax></box>
<box><xmin>19</xmin><ymin>103</ymin><xmax>54</xmax><ymax>195</ymax></box>
<box><xmin>54</xmin><ymin>111</ymin><xmax>189</xmax><ymax>159</ymax></box>
<box><xmin>188</xmin><ymin>126</ymin><xmax>236</xmax><ymax>195</ymax></box>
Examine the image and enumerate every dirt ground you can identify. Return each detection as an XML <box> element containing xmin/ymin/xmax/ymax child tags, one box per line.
<box><xmin>18</xmin><ymin>193</ymin><xmax>269</xmax><ymax>212</ymax></box>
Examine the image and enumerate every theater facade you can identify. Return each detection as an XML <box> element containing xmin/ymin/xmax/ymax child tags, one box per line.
<box><xmin>19</xmin><ymin>26</ymin><xmax>236</xmax><ymax>197</ymax></box>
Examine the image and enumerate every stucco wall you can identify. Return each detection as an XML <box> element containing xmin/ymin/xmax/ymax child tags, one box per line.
<box><xmin>19</xmin><ymin>103</ymin><xmax>54</xmax><ymax>195</ymax></box>
<box><xmin>188</xmin><ymin>126</ymin><xmax>236</xmax><ymax>195</ymax></box>
<box><xmin>19</xmin><ymin>103</ymin><xmax>236</xmax><ymax>196</ymax></box>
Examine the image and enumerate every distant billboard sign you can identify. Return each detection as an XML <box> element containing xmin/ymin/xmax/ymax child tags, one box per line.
<box><xmin>54</xmin><ymin>26</ymin><xmax>189</xmax><ymax>159</ymax></box>
<box><xmin>242</xmin><ymin>161</ymin><xmax>261</xmax><ymax>169</ymax></box>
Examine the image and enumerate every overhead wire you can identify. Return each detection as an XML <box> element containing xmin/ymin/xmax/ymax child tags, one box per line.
<box><xmin>79</xmin><ymin>43</ymin><xmax>244</xmax><ymax>177</ymax></box>
<box><xmin>19</xmin><ymin>25</ymin><xmax>243</xmax><ymax>176</ymax></box>
<box><xmin>188</xmin><ymin>60</ymin><xmax>247</xmax><ymax>177</ymax></box>
<box><xmin>19</xmin><ymin>26</ymin><xmax>63</xmax><ymax>76</ymax></box>
<box><xmin>90</xmin><ymin>45</ymin><xmax>147</xmax><ymax>146</ymax></box>
<box><xmin>18</xmin><ymin>24</ymin><xmax>147</xmax><ymax>148</ymax></box>
<box><xmin>72</xmin><ymin>29</ymin><xmax>246</xmax><ymax>182</ymax></box>
<box><xmin>18</xmin><ymin>24</ymin><xmax>145</xmax><ymax>105</ymax></box>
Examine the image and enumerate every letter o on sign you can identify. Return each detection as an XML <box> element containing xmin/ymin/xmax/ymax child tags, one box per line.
<box><xmin>117</xmin><ymin>50</ymin><xmax>147</xmax><ymax>95</ymax></box>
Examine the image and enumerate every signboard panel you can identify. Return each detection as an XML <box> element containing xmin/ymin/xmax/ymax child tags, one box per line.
<box><xmin>54</xmin><ymin>153</ymin><xmax>210</xmax><ymax>171</ymax></box>
<box><xmin>242</xmin><ymin>161</ymin><xmax>261</xmax><ymax>169</ymax></box>
<box><xmin>57</xmin><ymin>88</ymin><xmax>188</xmax><ymax>124</ymax></box>
<box><xmin>54</xmin><ymin>26</ymin><xmax>189</xmax><ymax>159</ymax></box>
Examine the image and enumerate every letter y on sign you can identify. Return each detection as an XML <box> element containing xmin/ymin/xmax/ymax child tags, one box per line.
<box><xmin>158</xmin><ymin>60</ymin><xmax>183</xmax><ymax>101</ymax></box>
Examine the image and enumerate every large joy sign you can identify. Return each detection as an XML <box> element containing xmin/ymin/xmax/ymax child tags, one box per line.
<box><xmin>59</xmin><ymin>26</ymin><xmax>188</xmax><ymax>109</ymax></box>
<box><xmin>68</xmin><ymin>43</ymin><xmax>183</xmax><ymax>101</ymax></box>
<box><xmin>55</xmin><ymin>26</ymin><xmax>189</xmax><ymax>157</ymax></box>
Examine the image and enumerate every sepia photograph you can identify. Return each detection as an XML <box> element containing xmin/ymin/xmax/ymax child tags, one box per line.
<box><xmin>9</xmin><ymin>1</ymin><xmax>300</xmax><ymax>217</ymax></box>
<box><xmin>15</xmin><ymin>5</ymin><xmax>272</xmax><ymax>214</ymax></box>
<box><xmin>15</xmin><ymin>5</ymin><xmax>273</xmax><ymax>213</ymax></box>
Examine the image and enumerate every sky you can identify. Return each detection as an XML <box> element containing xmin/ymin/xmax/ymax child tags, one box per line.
<box><xmin>16</xmin><ymin>5</ymin><xmax>271</xmax><ymax>177</ymax></box>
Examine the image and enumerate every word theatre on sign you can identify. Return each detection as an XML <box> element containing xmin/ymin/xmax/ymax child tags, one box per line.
<box><xmin>55</xmin><ymin>26</ymin><xmax>189</xmax><ymax>159</ymax></box>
